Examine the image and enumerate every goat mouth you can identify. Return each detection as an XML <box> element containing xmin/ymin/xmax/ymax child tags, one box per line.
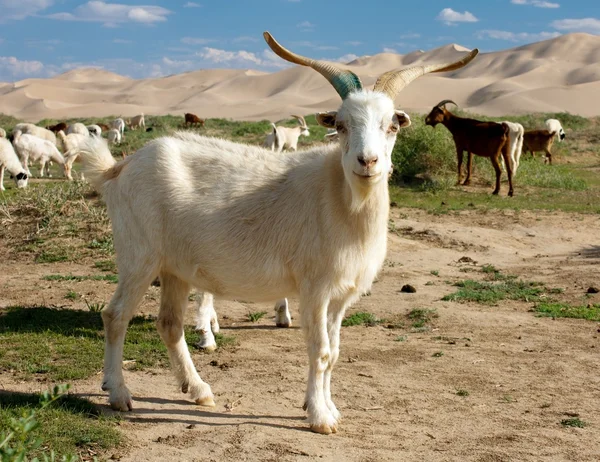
<box><xmin>353</xmin><ymin>172</ymin><xmax>382</xmax><ymax>181</ymax></box>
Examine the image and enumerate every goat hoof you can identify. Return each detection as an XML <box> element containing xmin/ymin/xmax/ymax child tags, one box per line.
<box><xmin>492</xmin><ymin>191</ymin><xmax>499</xmax><ymax>195</ymax></box>
<box><xmin>508</xmin><ymin>191</ymin><xmax>514</xmax><ymax>197</ymax></box>
<box><xmin>302</xmin><ymin>401</ymin><xmax>308</xmax><ymax>411</ymax></box>
<box><xmin>276</xmin><ymin>322</ymin><xmax>292</xmax><ymax>328</ymax></box>
<box><xmin>462</xmin><ymin>180</ymin><xmax>471</xmax><ymax>186</ymax></box>
<box><xmin>195</xmin><ymin>396</ymin><xmax>216</xmax><ymax>407</ymax></box>
<box><xmin>310</xmin><ymin>424</ymin><xmax>333</xmax><ymax>435</ymax></box>
<box><xmin>196</xmin><ymin>341</ymin><xmax>217</xmax><ymax>352</ymax></box>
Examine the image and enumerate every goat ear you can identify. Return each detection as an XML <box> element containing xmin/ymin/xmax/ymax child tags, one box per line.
<box><xmin>316</xmin><ymin>111</ymin><xmax>337</xmax><ymax>129</ymax></box>
<box><xmin>394</xmin><ymin>110</ymin><xmax>411</xmax><ymax>128</ymax></box>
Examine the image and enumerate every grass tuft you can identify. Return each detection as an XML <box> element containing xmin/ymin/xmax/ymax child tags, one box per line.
<box><xmin>535</xmin><ymin>302</ymin><xmax>600</xmax><ymax>321</ymax></box>
<box><xmin>342</xmin><ymin>312</ymin><xmax>380</xmax><ymax>327</ymax></box>
<box><xmin>442</xmin><ymin>279</ymin><xmax>546</xmax><ymax>304</ymax></box>
<box><xmin>247</xmin><ymin>311</ymin><xmax>267</xmax><ymax>323</ymax></box>
<box><xmin>561</xmin><ymin>418</ymin><xmax>587</xmax><ymax>428</ymax></box>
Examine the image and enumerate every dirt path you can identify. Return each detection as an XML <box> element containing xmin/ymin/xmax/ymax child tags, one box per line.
<box><xmin>2</xmin><ymin>207</ymin><xmax>600</xmax><ymax>461</ymax></box>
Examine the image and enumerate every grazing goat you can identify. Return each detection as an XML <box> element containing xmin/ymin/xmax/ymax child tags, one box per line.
<box><xmin>12</xmin><ymin>123</ymin><xmax>57</xmax><ymax>147</ymax></box>
<box><xmin>185</xmin><ymin>113</ymin><xmax>205</xmax><ymax>127</ymax></box>
<box><xmin>425</xmin><ymin>100</ymin><xmax>513</xmax><ymax>196</ymax></box>
<box><xmin>45</xmin><ymin>122</ymin><xmax>68</xmax><ymax>134</ymax></box>
<box><xmin>523</xmin><ymin>129</ymin><xmax>556</xmax><ymax>165</ymax></box>
<box><xmin>13</xmin><ymin>133</ymin><xmax>65</xmax><ymax>178</ymax></box>
<box><xmin>97</xmin><ymin>123</ymin><xmax>111</xmax><ymax>132</ymax></box>
<box><xmin>0</xmin><ymin>138</ymin><xmax>28</xmax><ymax>191</ymax></box>
<box><xmin>111</xmin><ymin>118</ymin><xmax>125</xmax><ymax>138</ymax></box>
<box><xmin>57</xmin><ymin>130</ymin><xmax>89</xmax><ymax>181</ymax></box>
<box><xmin>107</xmin><ymin>128</ymin><xmax>122</xmax><ymax>146</ymax></box>
<box><xmin>126</xmin><ymin>114</ymin><xmax>145</xmax><ymax>131</ymax></box>
<box><xmin>500</xmin><ymin>121</ymin><xmax>524</xmax><ymax>175</ymax></box>
<box><xmin>264</xmin><ymin>115</ymin><xmax>310</xmax><ymax>152</ymax></box>
<box><xmin>87</xmin><ymin>125</ymin><xmax>103</xmax><ymax>137</ymax></box>
<box><xmin>545</xmin><ymin>119</ymin><xmax>565</xmax><ymax>142</ymax></box>
<box><xmin>67</xmin><ymin>123</ymin><xmax>90</xmax><ymax>137</ymax></box>
<box><xmin>77</xmin><ymin>31</ymin><xmax>477</xmax><ymax>435</ymax></box>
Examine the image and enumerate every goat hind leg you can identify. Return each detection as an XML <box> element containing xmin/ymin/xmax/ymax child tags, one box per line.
<box><xmin>274</xmin><ymin>298</ymin><xmax>292</xmax><ymax>327</ymax></box>
<box><xmin>195</xmin><ymin>292</ymin><xmax>219</xmax><ymax>351</ymax></box>
<box><xmin>158</xmin><ymin>273</ymin><xmax>214</xmax><ymax>406</ymax></box>
<box><xmin>462</xmin><ymin>152</ymin><xmax>473</xmax><ymax>185</ymax></box>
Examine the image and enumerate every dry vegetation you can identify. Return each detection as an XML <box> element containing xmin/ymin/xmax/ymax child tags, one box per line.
<box><xmin>1</xmin><ymin>111</ymin><xmax>599</xmax><ymax>461</ymax></box>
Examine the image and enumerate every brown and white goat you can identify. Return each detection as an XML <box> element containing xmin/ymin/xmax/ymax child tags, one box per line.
<box><xmin>126</xmin><ymin>114</ymin><xmax>145</xmax><ymax>131</ymax></box>
<box><xmin>45</xmin><ymin>122</ymin><xmax>68</xmax><ymax>133</ymax></box>
<box><xmin>523</xmin><ymin>129</ymin><xmax>556</xmax><ymax>165</ymax></box>
<box><xmin>425</xmin><ymin>100</ymin><xmax>513</xmax><ymax>196</ymax></box>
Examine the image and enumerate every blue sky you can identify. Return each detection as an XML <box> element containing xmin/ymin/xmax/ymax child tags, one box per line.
<box><xmin>0</xmin><ymin>0</ymin><xmax>598</xmax><ymax>81</ymax></box>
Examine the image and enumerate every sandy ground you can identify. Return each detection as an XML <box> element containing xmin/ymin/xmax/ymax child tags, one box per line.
<box><xmin>2</xmin><ymin>205</ymin><xmax>600</xmax><ymax>461</ymax></box>
<box><xmin>1</xmin><ymin>33</ymin><xmax>599</xmax><ymax>122</ymax></box>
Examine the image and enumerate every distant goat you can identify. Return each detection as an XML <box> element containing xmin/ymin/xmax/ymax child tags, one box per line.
<box><xmin>425</xmin><ymin>100</ymin><xmax>513</xmax><ymax>196</ymax></box>
<box><xmin>107</xmin><ymin>128</ymin><xmax>121</xmax><ymax>146</ymax></box>
<box><xmin>185</xmin><ymin>113</ymin><xmax>205</xmax><ymax>127</ymax></box>
<box><xmin>545</xmin><ymin>119</ymin><xmax>565</xmax><ymax>143</ymax></box>
<box><xmin>111</xmin><ymin>118</ymin><xmax>125</xmax><ymax>137</ymax></box>
<box><xmin>263</xmin><ymin>115</ymin><xmax>310</xmax><ymax>152</ymax></box>
<box><xmin>0</xmin><ymin>138</ymin><xmax>28</xmax><ymax>191</ymax></box>
<box><xmin>57</xmin><ymin>130</ymin><xmax>89</xmax><ymax>181</ymax></box>
<box><xmin>87</xmin><ymin>125</ymin><xmax>103</xmax><ymax>137</ymax></box>
<box><xmin>67</xmin><ymin>123</ymin><xmax>90</xmax><ymax>137</ymax></box>
<box><xmin>45</xmin><ymin>122</ymin><xmax>68</xmax><ymax>134</ymax></box>
<box><xmin>501</xmin><ymin>121</ymin><xmax>524</xmax><ymax>174</ymax></box>
<box><xmin>126</xmin><ymin>114</ymin><xmax>145</xmax><ymax>131</ymax></box>
<box><xmin>523</xmin><ymin>129</ymin><xmax>556</xmax><ymax>165</ymax></box>
<box><xmin>13</xmin><ymin>132</ymin><xmax>65</xmax><ymax>178</ymax></box>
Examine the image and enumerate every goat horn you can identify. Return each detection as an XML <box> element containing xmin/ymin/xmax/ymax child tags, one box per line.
<box><xmin>264</xmin><ymin>31</ymin><xmax>362</xmax><ymax>99</ymax></box>
<box><xmin>435</xmin><ymin>99</ymin><xmax>458</xmax><ymax>108</ymax></box>
<box><xmin>373</xmin><ymin>49</ymin><xmax>479</xmax><ymax>102</ymax></box>
<box><xmin>291</xmin><ymin>114</ymin><xmax>307</xmax><ymax>126</ymax></box>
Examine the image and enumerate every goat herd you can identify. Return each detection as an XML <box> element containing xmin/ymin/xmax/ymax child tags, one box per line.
<box><xmin>0</xmin><ymin>31</ymin><xmax>573</xmax><ymax>436</ymax></box>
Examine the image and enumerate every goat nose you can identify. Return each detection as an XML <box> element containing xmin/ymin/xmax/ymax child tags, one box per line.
<box><xmin>357</xmin><ymin>155</ymin><xmax>378</xmax><ymax>168</ymax></box>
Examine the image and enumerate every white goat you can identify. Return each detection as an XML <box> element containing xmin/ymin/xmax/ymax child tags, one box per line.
<box><xmin>67</xmin><ymin>123</ymin><xmax>90</xmax><ymax>137</ymax></box>
<box><xmin>126</xmin><ymin>114</ymin><xmax>145</xmax><ymax>131</ymax></box>
<box><xmin>0</xmin><ymin>128</ymin><xmax>6</xmax><ymax>138</ymax></box>
<box><xmin>107</xmin><ymin>128</ymin><xmax>121</xmax><ymax>146</ymax></box>
<box><xmin>500</xmin><ymin>121</ymin><xmax>524</xmax><ymax>174</ymax></box>
<box><xmin>12</xmin><ymin>123</ymin><xmax>57</xmax><ymax>146</ymax></box>
<box><xmin>111</xmin><ymin>118</ymin><xmax>125</xmax><ymax>138</ymax></box>
<box><xmin>57</xmin><ymin>130</ymin><xmax>89</xmax><ymax>181</ymax></box>
<box><xmin>77</xmin><ymin>31</ymin><xmax>477</xmax><ymax>435</ymax></box>
<box><xmin>87</xmin><ymin>125</ymin><xmax>102</xmax><ymax>137</ymax></box>
<box><xmin>545</xmin><ymin>118</ymin><xmax>565</xmax><ymax>142</ymax></box>
<box><xmin>0</xmin><ymin>138</ymin><xmax>28</xmax><ymax>191</ymax></box>
<box><xmin>13</xmin><ymin>133</ymin><xmax>65</xmax><ymax>178</ymax></box>
<box><xmin>263</xmin><ymin>115</ymin><xmax>310</xmax><ymax>152</ymax></box>
<box><xmin>195</xmin><ymin>295</ymin><xmax>291</xmax><ymax>350</ymax></box>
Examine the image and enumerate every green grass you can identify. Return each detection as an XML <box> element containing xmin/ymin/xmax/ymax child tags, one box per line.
<box><xmin>342</xmin><ymin>311</ymin><xmax>380</xmax><ymax>327</ymax></box>
<box><xmin>64</xmin><ymin>290</ymin><xmax>80</xmax><ymax>301</ymax></box>
<box><xmin>247</xmin><ymin>311</ymin><xmax>267</xmax><ymax>322</ymax></box>
<box><xmin>94</xmin><ymin>259</ymin><xmax>117</xmax><ymax>273</ymax></box>
<box><xmin>535</xmin><ymin>302</ymin><xmax>600</xmax><ymax>321</ymax></box>
<box><xmin>0</xmin><ymin>387</ymin><xmax>122</xmax><ymax>460</ymax></box>
<box><xmin>432</xmin><ymin>351</ymin><xmax>444</xmax><ymax>358</ymax></box>
<box><xmin>407</xmin><ymin>308</ymin><xmax>438</xmax><ymax>329</ymax></box>
<box><xmin>455</xmin><ymin>389</ymin><xmax>469</xmax><ymax>397</ymax></box>
<box><xmin>561</xmin><ymin>418</ymin><xmax>587</xmax><ymax>428</ymax></box>
<box><xmin>0</xmin><ymin>306</ymin><xmax>203</xmax><ymax>381</ymax></box>
<box><xmin>442</xmin><ymin>279</ymin><xmax>547</xmax><ymax>304</ymax></box>
<box><xmin>214</xmin><ymin>333</ymin><xmax>237</xmax><ymax>349</ymax></box>
<box><xmin>43</xmin><ymin>274</ymin><xmax>119</xmax><ymax>284</ymax></box>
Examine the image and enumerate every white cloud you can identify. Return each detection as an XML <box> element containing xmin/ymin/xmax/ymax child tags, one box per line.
<box><xmin>511</xmin><ymin>0</ymin><xmax>559</xmax><ymax>8</ymax></box>
<box><xmin>335</xmin><ymin>54</ymin><xmax>359</xmax><ymax>63</ymax></box>
<box><xmin>551</xmin><ymin>18</ymin><xmax>600</xmax><ymax>34</ymax></box>
<box><xmin>48</xmin><ymin>1</ymin><xmax>171</xmax><ymax>26</ymax></box>
<box><xmin>477</xmin><ymin>29</ymin><xmax>561</xmax><ymax>42</ymax></box>
<box><xmin>297</xmin><ymin>20</ymin><xmax>314</xmax><ymax>31</ymax></box>
<box><xmin>196</xmin><ymin>47</ymin><xmax>290</xmax><ymax>69</ymax></box>
<box><xmin>181</xmin><ymin>37</ymin><xmax>215</xmax><ymax>45</ymax></box>
<box><xmin>183</xmin><ymin>2</ymin><xmax>201</xmax><ymax>7</ymax></box>
<box><xmin>0</xmin><ymin>0</ymin><xmax>53</xmax><ymax>20</ymax></box>
<box><xmin>383</xmin><ymin>47</ymin><xmax>398</xmax><ymax>53</ymax></box>
<box><xmin>0</xmin><ymin>56</ymin><xmax>44</xmax><ymax>78</ymax></box>
<box><xmin>436</xmin><ymin>8</ymin><xmax>478</xmax><ymax>25</ymax></box>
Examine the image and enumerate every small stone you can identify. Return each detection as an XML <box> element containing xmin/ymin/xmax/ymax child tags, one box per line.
<box><xmin>209</xmin><ymin>360</ymin><xmax>219</xmax><ymax>367</ymax></box>
<box><xmin>186</xmin><ymin>424</ymin><xmax>196</xmax><ymax>429</ymax></box>
<box><xmin>400</xmin><ymin>284</ymin><xmax>416</xmax><ymax>293</ymax></box>
<box><xmin>458</xmin><ymin>256</ymin><xmax>476</xmax><ymax>264</ymax></box>
<box><xmin>587</xmin><ymin>286</ymin><xmax>599</xmax><ymax>294</ymax></box>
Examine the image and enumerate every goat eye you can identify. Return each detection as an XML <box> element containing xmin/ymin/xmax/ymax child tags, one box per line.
<box><xmin>387</xmin><ymin>124</ymin><xmax>399</xmax><ymax>134</ymax></box>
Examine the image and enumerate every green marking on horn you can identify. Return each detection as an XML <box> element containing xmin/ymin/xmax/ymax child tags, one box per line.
<box><xmin>331</xmin><ymin>72</ymin><xmax>363</xmax><ymax>99</ymax></box>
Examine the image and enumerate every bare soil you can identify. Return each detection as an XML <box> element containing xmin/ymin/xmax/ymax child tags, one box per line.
<box><xmin>2</xmin><ymin>206</ymin><xmax>600</xmax><ymax>461</ymax></box>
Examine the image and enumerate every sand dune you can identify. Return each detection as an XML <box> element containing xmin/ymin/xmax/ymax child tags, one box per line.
<box><xmin>1</xmin><ymin>33</ymin><xmax>599</xmax><ymax>123</ymax></box>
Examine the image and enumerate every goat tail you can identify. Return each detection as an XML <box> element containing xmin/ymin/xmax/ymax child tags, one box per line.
<box><xmin>78</xmin><ymin>136</ymin><xmax>118</xmax><ymax>192</ymax></box>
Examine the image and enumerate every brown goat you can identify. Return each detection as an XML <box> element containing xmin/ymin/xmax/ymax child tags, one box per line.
<box><xmin>425</xmin><ymin>100</ymin><xmax>513</xmax><ymax>196</ymax></box>
<box><xmin>97</xmin><ymin>123</ymin><xmax>111</xmax><ymax>132</ymax></box>
<box><xmin>523</xmin><ymin>129</ymin><xmax>556</xmax><ymax>165</ymax></box>
<box><xmin>45</xmin><ymin>122</ymin><xmax>68</xmax><ymax>133</ymax></box>
<box><xmin>184</xmin><ymin>112</ymin><xmax>205</xmax><ymax>127</ymax></box>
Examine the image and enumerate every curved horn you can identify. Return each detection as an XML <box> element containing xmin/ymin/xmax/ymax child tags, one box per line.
<box><xmin>373</xmin><ymin>49</ymin><xmax>479</xmax><ymax>101</ymax></box>
<box><xmin>435</xmin><ymin>99</ymin><xmax>458</xmax><ymax>108</ymax></box>
<box><xmin>291</xmin><ymin>114</ymin><xmax>307</xmax><ymax>127</ymax></box>
<box><xmin>263</xmin><ymin>31</ymin><xmax>362</xmax><ymax>99</ymax></box>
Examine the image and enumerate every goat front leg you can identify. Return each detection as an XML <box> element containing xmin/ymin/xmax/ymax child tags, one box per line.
<box><xmin>274</xmin><ymin>298</ymin><xmax>292</xmax><ymax>327</ymax></box>
<box><xmin>195</xmin><ymin>292</ymin><xmax>219</xmax><ymax>351</ymax></box>
<box><xmin>463</xmin><ymin>152</ymin><xmax>473</xmax><ymax>185</ymax></box>
<box><xmin>544</xmin><ymin>148</ymin><xmax>552</xmax><ymax>165</ymax></box>
<box><xmin>501</xmin><ymin>144</ymin><xmax>514</xmax><ymax>197</ymax></box>
<box><xmin>300</xmin><ymin>293</ymin><xmax>335</xmax><ymax>434</ymax></box>
<box><xmin>456</xmin><ymin>148</ymin><xmax>464</xmax><ymax>185</ymax></box>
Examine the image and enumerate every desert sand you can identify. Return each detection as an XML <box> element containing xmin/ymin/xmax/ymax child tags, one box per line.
<box><xmin>1</xmin><ymin>33</ymin><xmax>599</xmax><ymax>123</ymax></box>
